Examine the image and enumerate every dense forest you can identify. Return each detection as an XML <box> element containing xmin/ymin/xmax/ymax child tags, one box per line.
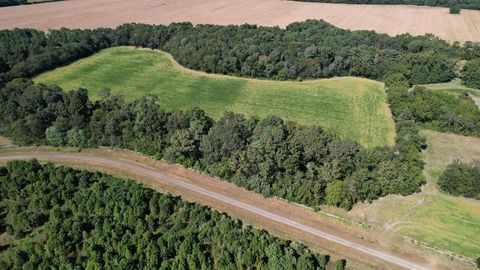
<box><xmin>0</xmin><ymin>79</ymin><xmax>426</xmax><ymax>209</ymax></box>
<box><xmin>1</xmin><ymin>20</ymin><xmax>480</xmax><ymax>88</ymax></box>
<box><xmin>438</xmin><ymin>161</ymin><xmax>480</xmax><ymax>199</ymax></box>
<box><xmin>0</xmin><ymin>160</ymin><xmax>345</xmax><ymax>269</ymax></box>
<box><xmin>293</xmin><ymin>0</ymin><xmax>480</xmax><ymax>11</ymax></box>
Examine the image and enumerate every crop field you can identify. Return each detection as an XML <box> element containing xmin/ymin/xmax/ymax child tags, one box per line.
<box><xmin>343</xmin><ymin>130</ymin><xmax>480</xmax><ymax>259</ymax></box>
<box><xmin>34</xmin><ymin>47</ymin><xmax>395</xmax><ymax>148</ymax></box>
<box><xmin>0</xmin><ymin>0</ymin><xmax>479</xmax><ymax>43</ymax></box>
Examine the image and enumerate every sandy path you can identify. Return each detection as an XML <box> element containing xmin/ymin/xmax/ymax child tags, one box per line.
<box><xmin>0</xmin><ymin>0</ymin><xmax>479</xmax><ymax>43</ymax></box>
<box><xmin>0</xmin><ymin>147</ymin><xmax>474</xmax><ymax>270</ymax></box>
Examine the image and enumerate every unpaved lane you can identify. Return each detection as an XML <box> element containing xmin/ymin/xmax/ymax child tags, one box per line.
<box><xmin>0</xmin><ymin>152</ymin><xmax>431</xmax><ymax>270</ymax></box>
<box><xmin>0</xmin><ymin>0</ymin><xmax>479</xmax><ymax>42</ymax></box>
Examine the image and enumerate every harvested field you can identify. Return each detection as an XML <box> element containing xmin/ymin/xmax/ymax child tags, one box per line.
<box><xmin>0</xmin><ymin>0</ymin><xmax>479</xmax><ymax>43</ymax></box>
<box><xmin>34</xmin><ymin>47</ymin><xmax>396</xmax><ymax>148</ymax></box>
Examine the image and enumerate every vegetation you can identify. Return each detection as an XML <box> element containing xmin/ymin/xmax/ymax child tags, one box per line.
<box><xmin>2</xmin><ymin>21</ymin><xmax>480</xmax><ymax>89</ymax></box>
<box><xmin>339</xmin><ymin>129</ymin><xmax>480</xmax><ymax>258</ymax></box>
<box><xmin>293</xmin><ymin>0</ymin><xmax>480</xmax><ymax>11</ymax></box>
<box><xmin>0</xmin><ymin>160</ymin><xmax>344</xmax><ymax>269</ymax></box>
<box><xmin>35</xmin><ymin>47</ymin><xmax>395</xmax><ymax>148</ymax></box>
<box><xmin>438</xmin><ymin>161</ymin><xmax>480</xmax><ymax>199</ymax></box>
<box><xmin>0</xmin><ymin>0</ymin><xmax>59</xmax><ymax>7</ymax></box>
<box><xmin>0</xmin><ymin>79</ymin><xmax>425</xmax><ymax>209</ymax></box>
<box><xmin>462</xmin><ymin>59</ymin><xmax>480</xmax><ymax>89</ymax></box>
<box><xmin>449</xmin><ymin>5</ymin><xmax>461</xmax><ymax>14</ymax></box>
<box><xmin>387</xmin><ymin>74</ymin><xmax>480</xmax><ymax>137</ymax></box>
<box><xmin>0</xmin><ymin>0</ymin><xmax>26</xmax><ymax>6</ymax></box>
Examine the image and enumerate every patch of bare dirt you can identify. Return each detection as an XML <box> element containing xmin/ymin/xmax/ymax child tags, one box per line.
<box><xmin>0</xmin><ymin>0</ymin><xmax>479</xmax><ymax>43</ymax></box>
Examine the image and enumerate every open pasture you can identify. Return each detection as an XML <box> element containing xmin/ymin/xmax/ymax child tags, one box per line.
<box><xmin>34</xmin><ymin>47</ymin><xmax>395</xmax><ymax>148</ymax></box>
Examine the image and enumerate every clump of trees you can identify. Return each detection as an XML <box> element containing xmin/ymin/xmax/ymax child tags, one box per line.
<box><xmin>449</xmin><ymin>5</ymin><xmax>461</xmax><ymax>14</ymax></box>
<box><xmin>0</xmin><ymin>0</ymin><xmax>63</xmax><ymax>7</ymax></box>
<box><xmin>438</xmin><ymin>161</ymin><xmax>480</xmax><ymax>199</ymax></box>
<box><xmin>0</xmin><ymin>160</ymin><xmax>344</xmax><ymax>269</ymax></box>
<box><xmin>0</xmin><ymin>0</ymin><xmax>26</xmax><ymax>7</ymax></box>
<box><xmin>0</xmin><ymin>79</ymin><xmax>426</xmax><ymax>209</ymax></box>
<box><xmin>387</xmin><ymin>74</ymin><xmax>480</xmax><ymax>137</ymax></box>
<box><xmin>2</xmin><ymin>21</ymin><xmax>479</xmax><ymax>88</ymax></box>
<box><xmin>462</xmin><ymin>59</ymin><xmax>480</xmax><ymax>89</ymax></box>
<box><xmin>0</xmin><ymin>28</ymin><xmax>115</xmax><ymax>86</ymax></box>
<box><xmin>293</xmin><ymin>0</ymin><xmax>480</xmax><ymax>11</ymax></box>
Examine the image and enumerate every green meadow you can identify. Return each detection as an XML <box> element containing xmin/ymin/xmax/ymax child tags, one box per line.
<box><xmin>342</xmin><ymin>130</ymin><xmax>480</xmax><ymax>259</ymax></box>
<box><xmin>422</xmin><ymin>78</ymin><xmax>480</xmax><ymax>97</ymax></box>
<box><xmin>35</xmin><ymin>46</ymin><xmax>395</xmax><ymax>148</ymax></box>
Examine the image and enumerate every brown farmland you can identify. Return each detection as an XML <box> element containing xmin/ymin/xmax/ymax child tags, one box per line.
<box><xmin>0</xmin><ymin>0</ymin><xmax>479</xmax><ymax>43</ymax></box>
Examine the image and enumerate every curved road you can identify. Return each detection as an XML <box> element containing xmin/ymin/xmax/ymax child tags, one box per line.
<box><xmin>0</xmin><ymin>153</ymin><xmax>430</xmax><ymax>270</ymax></box>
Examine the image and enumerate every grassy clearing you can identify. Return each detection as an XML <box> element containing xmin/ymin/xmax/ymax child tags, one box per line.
<box><xmin>422</xmin><ymin>78</ymin><xmax>480</xmax><ymax>97</ymax></box>
<box><xmin>34</xmin><ymin>47</ymin><xmax>395</xmax><ymax>148</ymax></box>
<box><xmin>346</xmin><ymin>130</ymin><xmax>480</xmax><ymax>259</ymax></box>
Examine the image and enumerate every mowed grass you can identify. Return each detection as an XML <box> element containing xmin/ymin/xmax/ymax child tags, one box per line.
<box><xmin>422</xmin><ymin>78</ymin><xmax>480</xmax><ymax>97</ymax></box>
<box><xmin>398</xmin><ymin>130</ymin><xmax>480</xmax><ymax>259</ymax></box>
<box><xmin>35</xmin><ymin>47</ymin><xmax>395</xmax><ymax>148</ymax></box>
<box><xmin>347</xmin><ymin>130</ymin><xmax>480</xmax><ymax>259</ymax></box>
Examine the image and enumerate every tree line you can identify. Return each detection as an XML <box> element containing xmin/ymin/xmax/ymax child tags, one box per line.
<box><xmin>0</xmin><ymin>160</ymin><xmax>346</xmax><ymax>269</ymax></box>
<box><xmin>438</xmin><ymin>161</ymin><xmax>480</xmax><ymax>200</ymax></box>
<box><xmin>1</xmin><ymin>21</ymin><xmax>479</xmax><ymax>88</ymax></box>
<box><xmin>293</xmin><ymin>0</ymin><xmax>480</xmax><ymax>11</ymax></box>
<box><xmin>0</xmin><ymin>0</ymin><xmax>26</xmax><ymax>7</ymax></box>
<box><xmin>387</xmin><ymin>74</ymin><xmax>480</xmax><ymax>137</ymax></box>
<box><xmin>0</xmin><ymin>79</ymin><xmax>426</xmax><ymax>209</ymax></box>
<box><xmin>0</xmin><ymin>0</ymin><xmax>63</xmax><ymax>7</ymax></box>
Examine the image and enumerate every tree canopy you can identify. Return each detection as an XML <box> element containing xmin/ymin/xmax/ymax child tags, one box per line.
<box><xmin>0</xmin><ymin>160</ymin><xmax>345</xmax><ymax>269</ymax></box>
<box><xmin>1</xmin><ymin>20</ymin><xmax>479</xmax><ymax>88</ymax></box>
<box><xmin>438</xmin><ymin>161</ymin><xmax>480</xmax><ymax>199</ymax></box>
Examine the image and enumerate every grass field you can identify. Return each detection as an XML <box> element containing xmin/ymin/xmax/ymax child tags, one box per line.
<box><xmin>343</xmin><ymin>130</ymin><xmax>480</xmax><ymax>260</ymax></box>
<box><xmin>422</xmin><ymin>78</ymin><xmax>480</xmax><ymax>97</ymax></box>
<box><xmin>35</xmin><ymin>47</ymin><xmax>395</xmax><ymax>148</ymax></box>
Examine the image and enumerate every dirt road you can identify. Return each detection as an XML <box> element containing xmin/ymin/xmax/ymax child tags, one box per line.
<box><xmin>0</xmin><ymin>0</ymin><xmax>479</xmax><ymax>42</ymax></box>
<box><xmin>0</xmin><ymin>150</ymin><xmax>436</xmax><ymax>270</ymax></box>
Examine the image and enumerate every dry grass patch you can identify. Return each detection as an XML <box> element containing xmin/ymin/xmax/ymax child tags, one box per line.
<box><xmin>0</xmin><ymin>137</ymin><xmax>12</xmax><ymax>146</ymax></box>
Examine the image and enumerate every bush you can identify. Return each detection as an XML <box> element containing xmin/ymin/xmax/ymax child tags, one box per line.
<box><xmin>438</xmin><ymin>161</ymin><xmax>480</xmax><ymax>199</ymax></box>
<box><xmin>449</xmin><ymin>6</ymin><xmax>461</xmax><ymax>14</ymax></box>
